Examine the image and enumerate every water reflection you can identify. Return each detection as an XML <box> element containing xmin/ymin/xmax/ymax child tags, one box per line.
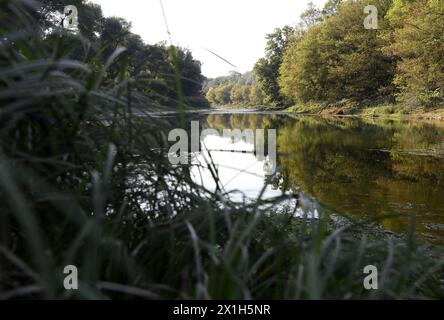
<box><xmin>190</xmin><ymin>134</ymin><xmax>281</xmax><ymax>202</ymax></box>
<box><xmin>190</xmin><ymin>113</ymin><xmax>444</xmax><ymax>242</ymax></box>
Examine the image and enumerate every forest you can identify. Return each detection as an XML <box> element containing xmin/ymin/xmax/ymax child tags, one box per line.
<box><xmin>206</xmin><ymin>0</ymin><xmax>444</xmax><ymax>115</ymax></box>
<box><xmin>33</xmin><ymin>0</ymin><xmax>209</xmax><ymax>109</ymax></box>
<box><xmin>205</xmin><ymin>71</ymin><xmax>265</xmax><ymax>107</ymax></box>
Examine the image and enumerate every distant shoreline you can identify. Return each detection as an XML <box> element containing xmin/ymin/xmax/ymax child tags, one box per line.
<box><xmin>212</xmin><ymin>102</ymin><xmax>444</xmax><ymax>121</ymax></box>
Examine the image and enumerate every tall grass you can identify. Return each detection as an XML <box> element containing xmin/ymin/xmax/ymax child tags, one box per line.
<box><xmin>0</xmin><ymin>0</ymin><xmax>443</xmax><ymax>299</ymax></box>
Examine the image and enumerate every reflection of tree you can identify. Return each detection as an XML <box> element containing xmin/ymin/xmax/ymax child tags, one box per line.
<box><xmin>206</xmin><ymin>113</ymin><xmax>284</xmax><ymax>131</ymax></box>
<box><xmin>275</xmin><ymin>117</ymin><xmax>444</xmax><ymax>239</ymax></box>
<box><xmin>204</xmin><ymin>114</ymin><xmax>283</xmax><ymax>163</ymax></box>
<box><xmin>201</xmin><ymin>113</ymin><xmax>444</xmax><ymax>239</ymax></box>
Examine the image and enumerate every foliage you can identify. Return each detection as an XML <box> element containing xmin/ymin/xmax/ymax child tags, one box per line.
<box><xmin>205</xmin><ymin>72</ymin><xmax>265</xmax><ymax>107</ymax></box>
<box><xmin>35</xmin><ymin>0</ymin><xmax>208</xmax><ymax>108</ymax></box>
<box><xmin>322</xmin><ymin>0</ymin><xmax>344</xmax><ymax>17</ymax></box>
<box><xmin>256</xmin><ymin>0</ymin><xmax>443</xmax><ymax>111</ymax></box>
<box><xmin>253</xmin><ymin>26</ymin><xmax>296</xmax><ymax>106</ymax></box>
<box><xmin>300</xmin><ymin>1</ymin><xmax>323</xmax><ymax>27</ymax></box>
<box><xmin>384</xmin><ymin>0</ymin><xmax>444</xmax><ymax>108</ymax></box>
<box><xmin>279</xmin><ymin>0</ymin><xmax>395</xmax><ymax>105</ymax></box>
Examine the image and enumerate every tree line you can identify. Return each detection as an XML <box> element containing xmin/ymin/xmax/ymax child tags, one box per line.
<box><xmin>254</xmin><ymin>0</ymin><xmax>443</xmax><ymax>110</ymax></box>
<box><xmin>204</xmin><ymin>71</ymin><xmax>265</xmax><ymax>107</ymax></box>
<box><xmin>35</xmin><ymin>0</ymin><xmax>209</xmax><ymax>108</ymax></box>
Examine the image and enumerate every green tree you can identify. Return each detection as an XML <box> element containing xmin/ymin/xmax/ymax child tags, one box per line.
<box><xmin>384</xmin><ymin>0</ymin><xmax>444</xmax><ymax>107</ymax></box>
<box><xmin>279</xmin><ymin>25</ymin><xmax>327</xmax><ymax>103</ymax></box>
<box><xmin>280</xmin><ymin>0</ymin><xmax>395</xmax><ymax>104</ymax></box>
<box><xmin>300</xmin><ymin>1</ymin><xmax>323</xmax><ymax>27</ymax></box>
<box><xmin>322</xmin><ymin>0</ymin><xmax>344</xmax><ymax>17</ymax></box>
<box><xmin>204</xmin><ymin>71</ymin><xmax>264</xmax><ymax>107</ymax></box>
<box><xmin>214</xmin><ymin>83</ymin><xmax>233</xmax><ymax>105</ymax></box>
<box><xmin>249</xmin><ymin>83</ymin><xmax>265</xmax><ymax>106</ymax></box>
<box><xmin>230</xmin><ymin>83</ymin><xmax>243</xmax><ymax>105</ymax></box>
<box><xmin>37</xmin><ymin>1</ymin><xmax>207</xmax><ymax>108</ymax></box>
<box><xmin>241</xmin><ymin>85</ymin><xmax>252</xmax><ymax>105</ymax></box>
<box><xmin>206</xmin><ymin>87</ymin><xmax>217</xmax><ymax>104</ymax></box>
<box><xmin>254</xmin><ymin>26</ymin><xmax>295</xmax><ymax>106</ymax></box>
<box><xmin>176</xmin><ymin>49</ymin><xmax>205</xmax><ymax>98</ymax></box>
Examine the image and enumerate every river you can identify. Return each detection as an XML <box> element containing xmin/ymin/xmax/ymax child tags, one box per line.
<box><xmin>162</xmin><ymin>110</ymin><xmax>444</xmax><ymax>243</ymax></box>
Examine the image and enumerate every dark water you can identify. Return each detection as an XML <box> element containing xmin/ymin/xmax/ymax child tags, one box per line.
<box><xmin>185</xmin><ymin>112</ymin><xmax>444</xmax><ymax>243</ymax></box>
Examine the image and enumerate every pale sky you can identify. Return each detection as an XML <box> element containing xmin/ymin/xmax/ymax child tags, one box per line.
<box><xmin>93</xmin><ymin>0</ymin><xmax>328</xmax><ymax>78</ymax></box>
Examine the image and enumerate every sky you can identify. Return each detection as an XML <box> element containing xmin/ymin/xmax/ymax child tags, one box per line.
<box><xmin>93</xmin><ymin>0</ymin><xmax>328</xmax><ymax>78</ymax></box>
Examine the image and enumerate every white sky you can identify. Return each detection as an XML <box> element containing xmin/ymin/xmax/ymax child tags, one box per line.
<box><xmin>92</xmin><ymin>0</ymin><xmax>328</xmax><ymax>78</ymax></box>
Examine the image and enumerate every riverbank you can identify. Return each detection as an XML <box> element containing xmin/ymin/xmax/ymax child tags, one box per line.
<box><xmin>212</xmin><ymin>96</ymin><xmax>444</xmax><ymax>120</ymax></box>
<box><xmin>285</xmin><ymin>100</ymin><xmax>444</xmax><ymax>121</ymax></box>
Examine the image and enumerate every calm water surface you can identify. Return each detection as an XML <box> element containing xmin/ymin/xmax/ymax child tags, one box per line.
<box><xmin>174</xmin><ymin>111</ymin><xmax>444</xmax><ymax>242</ymax></box>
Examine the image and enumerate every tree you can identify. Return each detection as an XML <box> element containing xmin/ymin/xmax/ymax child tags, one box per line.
<box><xmin>77</xmin><ymin>2</ymin><xmax>105</xmax><ymax>40</ymax></box>
<box><xmin>322</xmin><ymin>0</ymin><xmax>344</xmax><ymax>17</ymax></box>
<box><xmin>279</xmin><ymin>0</ymin><xmax>395</xmax><ymax>104</ymax></box>
<box><xmin>36</xmin><ymin>1</ymin><xmax>207</xmax><ymax>108</ymax></box>
<box><xmin>249</xmin><ymin>83</ymin><xmax>265</xmax><ymax>106</ymax></box>
<box><xmin>100</xmin><ymin>17</ymin><xmax>132</xmax><ymax>60</ymax></box>
<box><xmin>384</xmin><ymin>0</ymin><xmax>444</xmax><ymax>107</ymax></box>
<box><xmin>204</xmin><ymin>71</ymin><xmax>265</xmax><ymax>107</ymax></box>
<box><xmin>214</xmin><ymin>84</ymin><xmax>233</xmax><ymax>105</ymax></box>
<box><xmin>206</xmin><ymin>87</ymin><xmax>217</xmax><ymax>104</ymax></box>
<box><xmin>279</xmin><ymin>25</ymin><xmax>327</xmax><ymax>103</ymax></box>
<box><xmin>230</xmin><ymin>83</ymin><xmax>244</xmax><ymax>104</ymax></box>
<box><xmin>176</xmin><ymin>49</ymin><xmax>204</xmax><ymax>98</ymax></box>
<box><xmin>254</xmin><ymin>26</ymin><xmax>295</xmax><ymax>106</ymax></box>
<box><xmin>241</xmin><ymin>85</ymin><xmax>252</xmax><ymax>105</ymax></box>
<box><xmin>300</xmin><ymin>1</ymin><xmax>323</xmax><ymax>27</ymax></box>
